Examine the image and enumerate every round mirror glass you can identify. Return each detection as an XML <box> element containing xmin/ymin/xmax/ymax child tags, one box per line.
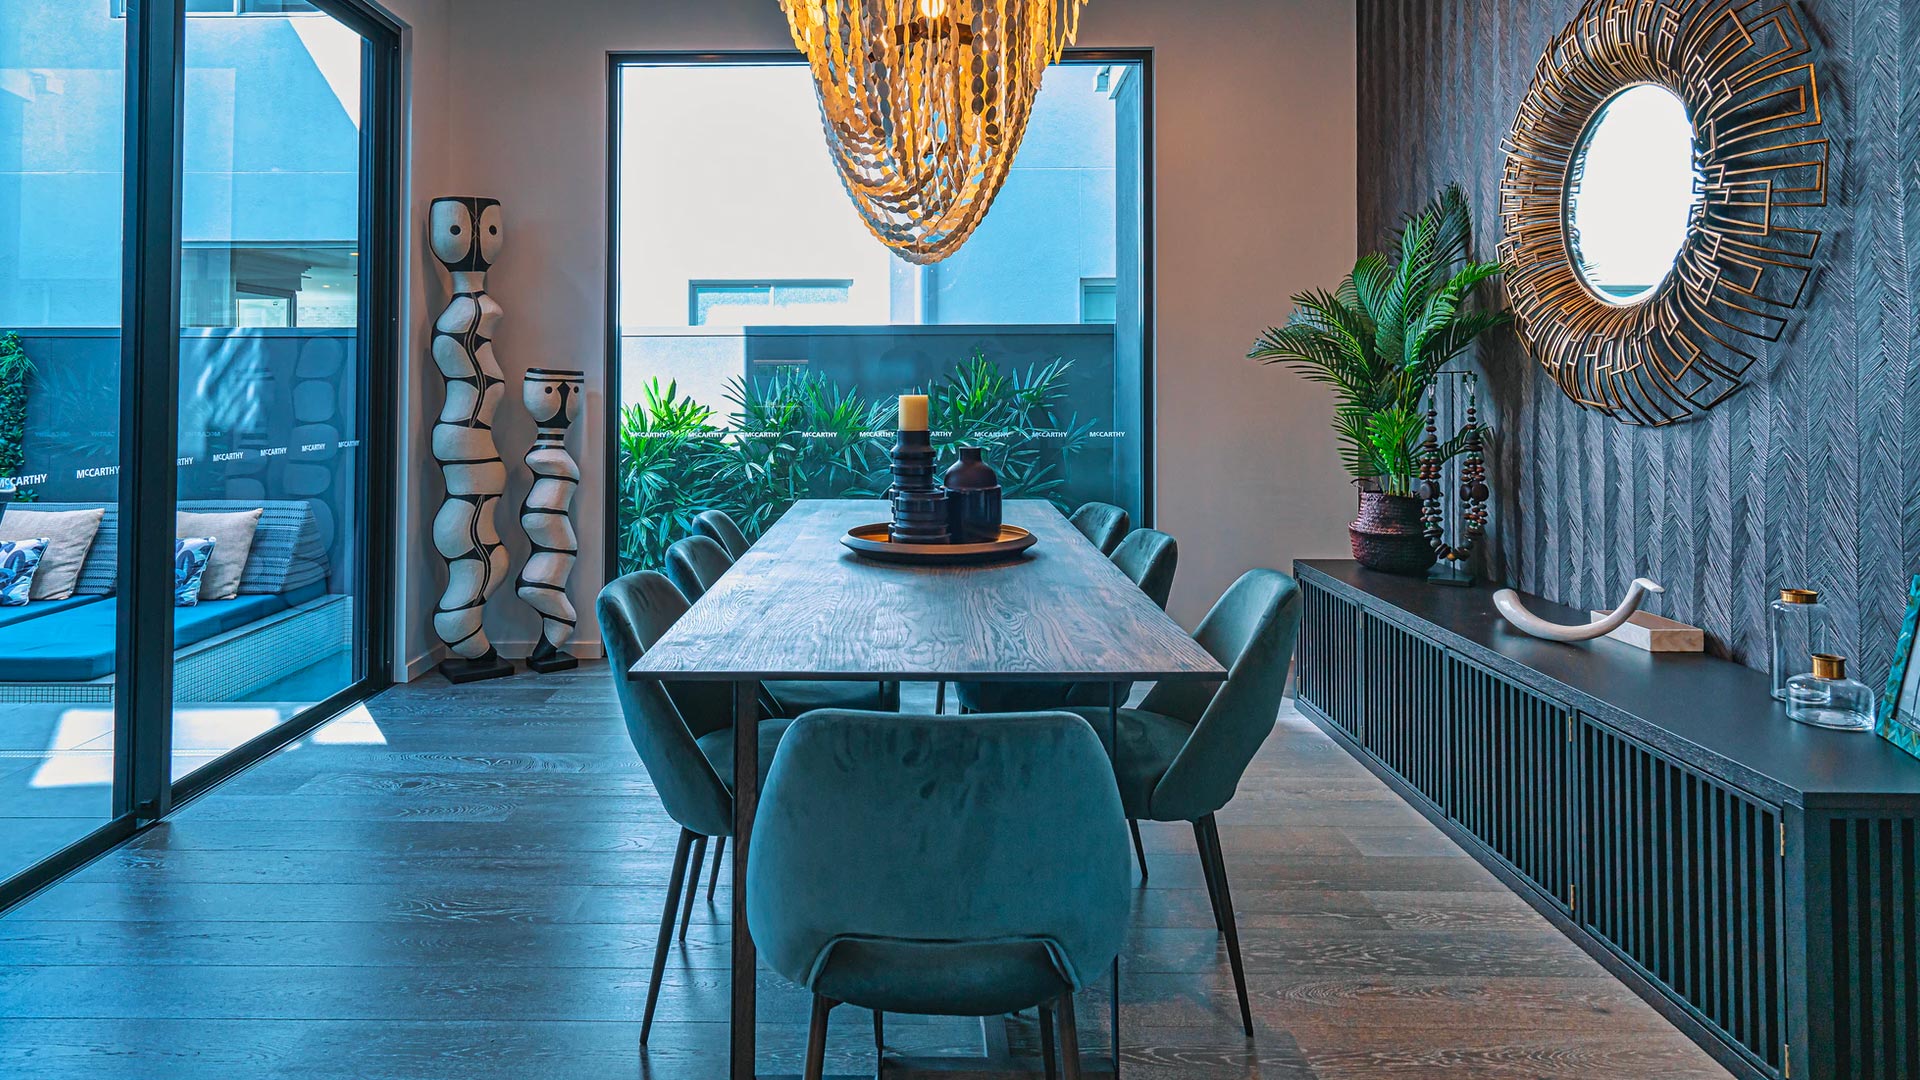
<box><xmin>1565</xmin><ymin>84</ymin><xmax>1702</xmax><ymax>306</ymax></box>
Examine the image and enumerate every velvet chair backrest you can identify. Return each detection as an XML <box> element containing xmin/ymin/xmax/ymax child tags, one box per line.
<box><xmin>693</xmin><ymin>509</ymin><xmax>752</xmax><ymax>562</ymax></box>
<box><xmin>664</xmin><ymin>534</ymin><xmax>733</xmax><ymax>602</ymax></box>
<box><xmin>1110</xmin><ymin>528</ymin><xmax>1177</xmax><ymax>610</ymax></box>
<box><xmin>1143</xmin><ymin>569</ymin><xmax>1303</xmax><ymax>822</ymax></box>
<box><xmin>1067</xmin><ymin>502</ymin><xmax>1130</xmax><ymax>556</ymax></box>
<box><xmin>596</xmin><ymin>571</ymin><xmax>735</xmax><ymax>838</ymax></box>
<box><xmin>747</xmin><ymin>710</ymin><xmax>1132</xmax><ymax>1003</ymax></box>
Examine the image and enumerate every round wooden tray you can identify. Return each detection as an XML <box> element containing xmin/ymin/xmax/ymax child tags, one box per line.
<box><xmin>841</xmin><ymin>523</ymin><xmax>1037</xmax><ymax>565</ymax></box>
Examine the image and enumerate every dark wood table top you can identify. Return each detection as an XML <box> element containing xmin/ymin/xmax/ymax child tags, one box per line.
<box><xmin>630</xmin><ymin>500</ymin><xmax>1226</xmax><ymax>684</ymax></box>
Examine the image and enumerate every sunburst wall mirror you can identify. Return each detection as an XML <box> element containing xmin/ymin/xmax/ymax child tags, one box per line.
<box><xmin>1498</xmin><ymin>0</ymin><xmax>1828</xmax><ymax>426</ymax></box>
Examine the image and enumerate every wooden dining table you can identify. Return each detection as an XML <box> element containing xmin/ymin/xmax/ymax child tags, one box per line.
<box><xmin>627</xmin><ymin>499</ymin><xmax>1227</xmax><ymax>1079</ymax></box>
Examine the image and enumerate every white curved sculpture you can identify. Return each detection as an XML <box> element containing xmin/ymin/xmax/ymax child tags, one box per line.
<box><xmin>516</xmin><ymin>369</ymin><xmax>584</xmax><ymax>673</ymax></box>
<box><xmin>1494</xmin><ymin>578</ymin><xmax>1665</xmax><ymax>643</ymax></box>
<box><xmin>429</xmin><ymin>196</ymin><xmax>514</xmax><ymax>683</ymax></box>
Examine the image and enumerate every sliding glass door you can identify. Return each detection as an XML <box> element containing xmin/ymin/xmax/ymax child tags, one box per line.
<box><xmin>608</xmin><ymin>53</ymin><xmax>1152</xmax><ymax>576</ymax></box>
<box><xmin>171</xmin><ymin>3</ymin><xmax>373</xmax><ymax>782</ymax></box>
<box><xmin>0</xmin><ymin>0</ymin><xmax>396</xmax><ymax>906</ymax></box>
<box><xmin>0</xmin><ymin>0</ymin><xmax>127</xmax><ymax>885</ymax></box>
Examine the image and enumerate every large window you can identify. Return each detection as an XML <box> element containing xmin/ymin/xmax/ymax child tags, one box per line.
<box><xmin>0</xmin><ymin>0</ymin><xmax>394</xmax><ymax>903</ymax></box>
<box><xmin>610</xmin><ymin>55</ymin><xmax>1150</xmax><ymax>575</ymax></box>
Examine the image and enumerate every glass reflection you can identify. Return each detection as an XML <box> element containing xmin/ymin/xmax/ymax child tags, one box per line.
<box><xmin>1565</xmin><ymin>84</ymin><xmax>1702</xmax><ymax>306</ymax></box>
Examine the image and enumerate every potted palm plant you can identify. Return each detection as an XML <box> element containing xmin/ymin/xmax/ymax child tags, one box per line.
<box><xmin>1249</xmin><ymin>185</ymin><xmax>1511</xmax><ymax>575</ymax></box>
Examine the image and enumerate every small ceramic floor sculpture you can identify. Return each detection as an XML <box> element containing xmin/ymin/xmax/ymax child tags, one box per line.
<box><xmin>517</xmin><ymin>369</ymin><xmax>585</xmax><ymax>673</ymax></box>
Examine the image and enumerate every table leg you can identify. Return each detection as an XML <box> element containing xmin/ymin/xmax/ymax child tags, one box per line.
<box><xmin>731</xmin><ymin>680</ymin><xmax>760</xmax><ymax>1080</ymax></box>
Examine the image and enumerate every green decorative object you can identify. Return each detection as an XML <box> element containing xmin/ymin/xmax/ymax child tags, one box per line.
<box><xmin>1878</xmin><ymin>575</ymin><xmax>1920</xmax><ymax>760</ymax></box>
<box><xmin>1248</xmin><ymin>186</ymin><xmax>1508</xmax><ymax>575</ymax></box>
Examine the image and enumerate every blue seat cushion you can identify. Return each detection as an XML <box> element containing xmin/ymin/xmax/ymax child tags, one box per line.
<box><xmin>810</xmin><ymin>937</ymin><xmax>1076</xmax><ymax>1018</ymax></box>
<box><xmin>694</xmin><ymin>718</ymin><xmax>795</xmax><ymax>807</ymax></box>
<box><xmin>1065</xmin><ymin>705</ymin><xmax>1195</xmax><ymax>821</ymax></box>
<box><xmin>0</xmin><ymin>595</ymin><xmax>103</xmax><ymax>631</ymax></box>
<box><xmin>765</xmin><ymin>680</ymin><xmax>899</xmax><ymax>718</ymax></box>
<box><xmin>0</xmin><ymin>584</ymin><xmax>326</xmax><ymax>682</ymax></box>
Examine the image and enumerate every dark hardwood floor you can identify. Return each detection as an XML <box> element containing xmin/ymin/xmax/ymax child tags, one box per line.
<box><xmin>0</xmin><ymin>664</ymin><xmax>1732</xmax><ymax>1078</ymax></box>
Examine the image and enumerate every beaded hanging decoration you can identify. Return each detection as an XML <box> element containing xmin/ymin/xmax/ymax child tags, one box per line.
<box><xmin>1420</xmin><ymin>374</ymin><xmax>1489</xmax><ymax>568</ymax></box>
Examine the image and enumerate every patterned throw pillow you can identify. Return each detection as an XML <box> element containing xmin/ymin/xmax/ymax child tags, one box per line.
<box><xmin>0</xmin><ymin>538</ymin><xmax>49</xmax><ymax>607</ymax></box>
<box><xmin>174</xmin><ymin>537</ymin><xmax>218</xmax><ymax>607</ymax></box>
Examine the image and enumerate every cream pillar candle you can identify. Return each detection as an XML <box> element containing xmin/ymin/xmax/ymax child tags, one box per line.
<box><xmin>898</xmin><ymin>394</ymin><xmax>929</xmax><ymax>432</ymax></box>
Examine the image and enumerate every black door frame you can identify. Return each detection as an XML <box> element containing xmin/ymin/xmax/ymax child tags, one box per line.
<box><xmin>0</xmin><ymin>0</ymin><xmax>404</xmax><ymax>915</ymax></box>
<box><xmin>602</xmin><ymin>48</ymin><xmax>1158</xmax><ymax>585</ymax></box>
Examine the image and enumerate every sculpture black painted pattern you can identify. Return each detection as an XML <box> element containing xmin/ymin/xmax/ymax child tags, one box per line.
<box><xmin>517</xmin><ymin>368</ymin><xmax>584</xmax><ymax>673</ymax></box>
<box><xmin>428</xmin><ymin>196</ymin><xmax>513</xmax><ymax>681</ymax></box>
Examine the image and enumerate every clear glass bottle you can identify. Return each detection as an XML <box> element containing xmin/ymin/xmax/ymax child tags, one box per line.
<box><xmin>1769</xmin><ymin>588</ymin><xmax>1826</xmax><ymax>701</ymax></box>
<box><xmin>1786</xmin><ymin>654</ymin><xmax>1876</xmax><ymax>732</ymax></box>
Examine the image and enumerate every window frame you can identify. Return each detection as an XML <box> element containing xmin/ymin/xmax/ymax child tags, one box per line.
<box><xmin>0</xmin><ymin>0</ymin><xmax>403</xmax><ymax>915</ymax></box>
<box><xmin>602</xmin><ymin>48</ymin><xmax>1157</xmax><ymax>585</ymax></box>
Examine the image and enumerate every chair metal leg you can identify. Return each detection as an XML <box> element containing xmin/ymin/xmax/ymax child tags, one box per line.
<box><xmin>642</xmin><ymin>828</ymin><xmax>695</xmax><ymax>1046</ymax></box>
<box><xmin>872</xmin><ymin>1009</ymin><xmax>884</xmax><ymax>1050</ymax></box>
<box><xmin>1110</xmin><ymin>957</ymin><xmax>1121</xmax><ymax>1078</ymax></box>
<box><xmin>1202</xmin><ymin>815</ymin><xmax>1254</xmax><ymax>1039</ymax></box>
<box><xmin>680</xmin><ymin>834</ymin><xmax>707</xmax><ymax>942</ymax></box>
<box><xmin>1129</xmin><ymin>819</ymin><xmax>1149</xmax><ymax>883</ymax></box>
<box><xmin>936</xmin><ymin>680</ymin><xmax>947</xmax><ymax>713</ymax></box>
<box><xmin>1055</xmin><ymin>993</ymin><xmax>1082</xmax><ymax>1080</ymax></box>
<box><xmin>1038</xmin><ymin>1003</ymin><xmax>1058</xmax><ymax>1080</ymax></box>
<box><xmin>1192</xmin><ymin>820</ymin><xmax>1227</xmax><ymax>934</ymax></box>
<box><xmin>804</xmin><ymin>995</ymin><xmax>836</xmax><ymax>1080</ymax></box>
<box><xmin>707</xmin><ymin>835</ymin><xmax>725</xmax><ymax>902</ymax></box>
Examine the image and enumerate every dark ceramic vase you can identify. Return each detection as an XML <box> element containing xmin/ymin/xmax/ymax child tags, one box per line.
<box><xmin>1350</xmin><ymin>491</ymin><xmax>1437</xmax><ymax>576</ymax></box>
<box><xmin>944</xmin><ymin>447</ymin><xmax>1003</xmax><ymax>543</ymax></box>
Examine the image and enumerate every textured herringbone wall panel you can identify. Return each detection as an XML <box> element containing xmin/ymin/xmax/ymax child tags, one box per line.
<box><xmin>1358</xmin><ymin>0</ymin><xmax>1920</xmax><ymax>686</ymax></box>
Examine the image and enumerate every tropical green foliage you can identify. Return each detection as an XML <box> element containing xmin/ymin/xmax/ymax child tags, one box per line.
<box><xmin>615</xmin><ymin>352</ymin><xmax>1097</xmax><ymax>576</ymax></box>
<box><xmin>1248</xmin><ymin>185</ymin><xmax>1510</xmax><ymax>496</ymax></box>
<box><xmin>0</xmin><ymin>332</ymin><xmax>33</xmax><ymax>486</ymax></box>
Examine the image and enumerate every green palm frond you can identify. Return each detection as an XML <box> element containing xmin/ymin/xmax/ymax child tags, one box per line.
<box><xmin>1247</xmin><ymin>183</ymin><xmax>1509</xmax><ymax>495</ymax></box>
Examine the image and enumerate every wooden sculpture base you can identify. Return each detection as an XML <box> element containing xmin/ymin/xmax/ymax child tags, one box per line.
<box><xmin>439</xmin><ymin>650</ymin><xmax>516</xmax><ymax>684</ymax></box>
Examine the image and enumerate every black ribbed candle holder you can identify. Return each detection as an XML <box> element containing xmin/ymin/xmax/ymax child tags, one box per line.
<box><xmin>889</xmin><ymin>429</ymin><xmax>949</xmax><ymax>544</ymax></box>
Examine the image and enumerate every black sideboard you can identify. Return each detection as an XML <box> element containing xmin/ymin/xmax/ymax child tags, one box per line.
<box><xmin>1292</xmin><ymin>560</ymin><xmax>1920</xmax><ymax>1080</ymax></box>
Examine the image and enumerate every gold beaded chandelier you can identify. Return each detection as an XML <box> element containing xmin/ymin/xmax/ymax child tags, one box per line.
<box><xmin>780</xmin><ymin>0</ymin><xmax>1088</xmax><ymax>264</ymax></box>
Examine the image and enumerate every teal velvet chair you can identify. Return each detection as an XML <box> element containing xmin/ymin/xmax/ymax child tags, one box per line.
<box><xmin>1067</xmin><ymin>502</ymin><xmax>1129</xmax><ymax>556</ymax></box>
<box><xmin>663</xmin><ymin>534</ymin><xmax>733</xmax><ymax>603</ymax></box>
<box><xmin>692</xmin><ymin>508</ymin><xmax>752</xmax><ymax>561</ymax></box>
<box><xmin>662</xmin><ymin>535</ymin><xmax>901</xmax><ymax>719</ymax></box>
<box><xmin>597</xmin><ymin>570</ymin><xmax>796</xmax><ymax>1045</ymax></box>
<box><xmin>748</xmin><ymin>709</ymin><xmax>1130</xmax><ymax>1080</ymax></box>
<box><xmin>1067</xmin><ymin>568</ymin><xmax>1302</xmax><ymax>1038</ymax></box>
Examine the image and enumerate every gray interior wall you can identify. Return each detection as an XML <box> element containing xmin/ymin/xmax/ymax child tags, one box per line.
<box><xmin>390</xmin><ymin>0</ymin><xmax>1359</xmax><ymax>675</ymax></box>
<box><xmin>1357</xmin><ymin>0</ymin><xmax>1920</xmax><ymax>686</ymax></box>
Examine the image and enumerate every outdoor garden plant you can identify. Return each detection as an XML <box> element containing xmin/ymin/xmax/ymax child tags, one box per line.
<box><xmin>616</xmin><ymin>351</ymin><xmax>1097</xmax><ymax>575</ymax></box>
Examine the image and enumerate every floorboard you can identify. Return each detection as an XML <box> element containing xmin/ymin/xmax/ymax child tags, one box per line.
<box><xmin>0</xmin><ymin>664</ymin><xmax>1732</xmax><ymax>1078</ymax></box>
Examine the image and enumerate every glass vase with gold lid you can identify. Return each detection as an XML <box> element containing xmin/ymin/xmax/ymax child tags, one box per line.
<box><xmin>1769</xmin><ymin>588</ymin><xmax>1827</xmax><ymax>702</ymax></box>
<box><xmin>1786</xmin><ymin>654</ymin><xmax>1876</xmax><ymax>732</ymax></box>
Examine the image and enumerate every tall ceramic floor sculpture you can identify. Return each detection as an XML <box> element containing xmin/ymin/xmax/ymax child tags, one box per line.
<box><xmin>516</xmin><ymin>369</ymin><xmax>584</xmax><ymax>673</ymax></box>
<box><xmin>429</xmin><ymin>196</ymin><xmax>514</xmax><ymax>683</ymax></box>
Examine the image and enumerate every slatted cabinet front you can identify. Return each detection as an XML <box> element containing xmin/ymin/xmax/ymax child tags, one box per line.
<box><xmin>1293</xmin><ymin>577</ymin><xmax>1790</xmax><ymax>1079</ymax></box>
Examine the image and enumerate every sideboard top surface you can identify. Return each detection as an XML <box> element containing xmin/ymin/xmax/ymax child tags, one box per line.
<box><xmin>1298</xmin><ymin>559</ymin><xmax>1920</xmax><ymax>804</ymax></box>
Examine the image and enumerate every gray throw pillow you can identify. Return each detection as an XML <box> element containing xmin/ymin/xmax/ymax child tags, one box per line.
<box><xmin>177</xmin><ymin>508</ymin><xmax>263</xmax><ymax>601</ymax></box>
<box><xmin>0</xmin><ymin>507</ymin><xmax>106</xmax><ymax>600</ymax></box>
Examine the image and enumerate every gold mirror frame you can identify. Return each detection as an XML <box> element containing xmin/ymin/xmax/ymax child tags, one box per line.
<box><xmin>1498</xmin><ymin>0</ymin><xmax>1828</xmax><ymax>427</ymax></box>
